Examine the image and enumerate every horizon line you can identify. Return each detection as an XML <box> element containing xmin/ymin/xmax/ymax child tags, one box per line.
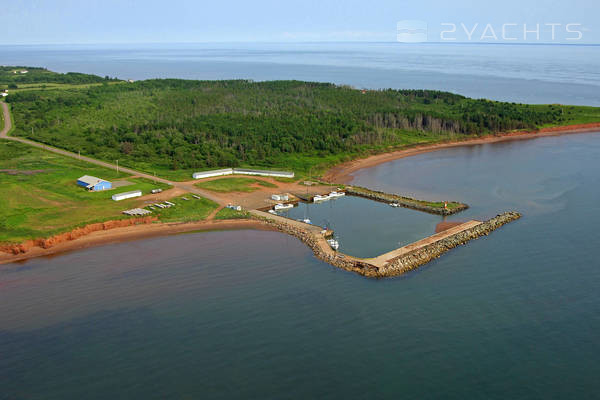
<box><xmin>0</xmin><ymin>40</ymin><xmax>599</xmax><ymax>47</ymax></box>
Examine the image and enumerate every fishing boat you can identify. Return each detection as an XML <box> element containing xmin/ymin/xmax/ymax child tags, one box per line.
<box><xmin>274</xmin><ymin>203</ymin><xmax>293</xmax><ymax>211</ymax></box>
<box><xmin>313</xmin><ymin>194</ymin><xmax>329</xmax><ymax>202</ymax></box>
<box><xmin>328</xmin><ymin>191</ymin><xmax>345</xmax><ymax>198</ymax></box>
<box><xmin>327</xmin><ymin>238</ymin><xmax>340</xmax><ymax>250</ymax></box>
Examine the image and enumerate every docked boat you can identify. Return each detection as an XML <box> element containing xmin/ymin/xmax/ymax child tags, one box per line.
<box><xmin>274</xmin><ymin>203</ymin><xmax>293</xmax><ymax>211</ymax></box>
<box><xmin>328</xmin><ymin>191</ymin><xmax>345</xmax><ymax>198</ymax></box>
<box><xmin>390</xmin><ymin>202</ymin><xmax>400</xmax><ymax>207</ymax></box>
<box><xmin>313</xmin><ymin>194</ymin><xmax>329</xmax><ymax>202</ymax></box>
<box><xmin>268</xmin><ymin>209</ymin><xmax>277</xmax><ymax>214</ymax></box>
<box><xmin>302</xmin><ymin>218</ymin><xmax>311</xmax><ymax>224</ymax></box>
<box><xmin>327</xmin><ymin>238</ymin><xmax>340</xmax><ymax>250</ymax></box>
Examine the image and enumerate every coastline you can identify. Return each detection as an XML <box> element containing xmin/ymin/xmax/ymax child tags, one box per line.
<box><xmin>2</xmin><ymin>121</ymin><xmax>599</xmax><ymax>267</ymax></box>
<box><xmin>323</xmin><ymin>123</ymin><xmax>600</xmax><ymax>183</ymax></box>
<box><xmin>0</xmin><ymin>219</ymin><xmax>275</xmax><ymax>265</ymax></box>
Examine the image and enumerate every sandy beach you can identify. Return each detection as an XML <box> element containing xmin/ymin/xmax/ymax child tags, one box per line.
<box><xmin>0</xmin><ymin>219</ymin><xmax>276</xmax><ymax>265</ymax></box>
<box><xmin>323</xmin><ymin>123</ymin><xmax>600</xmax><ymax>183</ymax></box>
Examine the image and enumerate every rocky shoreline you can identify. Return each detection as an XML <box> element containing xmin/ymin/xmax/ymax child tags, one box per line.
<box><xmin>345</xmin><ymin>186</ymin><xmax>469</xmax><ymax>216</ymax></box>
<box><xmin>255</xmin><ymin>211</ymin><xmax>521</xmax><ymax>278</ymax></box>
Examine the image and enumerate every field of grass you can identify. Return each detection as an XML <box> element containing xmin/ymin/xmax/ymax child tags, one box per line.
<box><xmin>153</xmin><ymin>195</ymin><xmax>219</xmax><ymax>223</ymax></box>
<box><xmin>195</xmin><ymin>177</ymin><xmax>278</xmax><ymax>193</ymax></box>
<box><xmin>214</xmin><ymin>208</ymin><xmax>251</xmax><ymax>220</ymax></box>
<box><xmin>0</xmin><ymin>101</ymin><xmax>5</xmax><ymax>132</ymax></box>
<box><xmin>0</xmin><ymin>141</ymin><xmax>170</xmax><ymax>244</ymax></box>
<box><xmin>2</xmin><ymin>81</ymin><xmax>125</xmax><ymax>94</ymax></box>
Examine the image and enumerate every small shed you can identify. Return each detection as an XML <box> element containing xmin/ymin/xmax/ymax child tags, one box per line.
<box><xmin>77</xmin><ymin>175</ymin><xmax>112</xmax><ymax>191</ymax></box>
<box><xmin>112</xmin><ymin>190</ymin><xmax>142</xmax><ymax>201</ymax></box>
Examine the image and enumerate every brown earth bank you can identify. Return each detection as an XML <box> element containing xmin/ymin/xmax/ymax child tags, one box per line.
<box><xmin>0</xmin><ymin>218</ymin><xmax>275</xmax><ymax>265</ymax></box>
<box><xmin>323</xmin><ymin>123</ymin><xmax>600</xmax><ymax>183</ymax></box>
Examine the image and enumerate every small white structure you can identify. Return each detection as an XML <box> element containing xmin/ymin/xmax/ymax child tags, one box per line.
<box><xmin>1</xmin><ymin>92</ymin><xmax>7</xmax><ymax>98</ymax></box>
<box><xmin>234</xmin><ymin>168</ymin><xmax>294</xmax><ymax>178</ymax></box>
<box><xmin>193</xmin><ymin>168</ymin><xmax>234</xmax><ymax>179</ymax></box>
<box><xmin>112</xmin><ymin>190</ymin><xmax>142</xmax><ymax>201</ymax></box>
<box><xmin>192</xmin><ymin>168</ymin><xmax>294</xmax><ymax>179</ymax></box>
<box><xmin>227</xmin><ymin>204</ymin><xmax>242</xmax><ymax>211</ymax></box>
<box><xmin>271</xmin><ymin>194</ymin><xmax>289</xmax><ymax>201</ymax></box>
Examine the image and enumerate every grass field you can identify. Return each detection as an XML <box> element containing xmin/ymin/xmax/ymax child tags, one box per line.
<box><xmin>153</xmin><ymin>196</ymin><xmax>219</xmax><ymax>223</ymax></box>
<box><xmin>214</xmin><ymin>208</ymin><xmax>251</xmax><ymax>220</ymax></box>
<box><xmin>0</xmin><ymin>141</ymin><xmax>171</xmax><ymax>244</ymax></box>
<box><xmin>195</xmin><ymin>177</ymin><xmax>278</xmax><ymax>193</ymax></box>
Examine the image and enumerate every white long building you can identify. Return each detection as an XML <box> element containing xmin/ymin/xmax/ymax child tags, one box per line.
<box><xmin>112</xmin><ymin>190</ymin><xmax>142</xmax><ymax>201</ymax></box>
<box><xmin>192</xmin><ymin>168</ymin><xmax>294</xmax><ymax>180</ymax></box>
<box><xmin>192</xmin><ymin>168</ymin><xmax>234</xmax><ymax>179</ymax></box>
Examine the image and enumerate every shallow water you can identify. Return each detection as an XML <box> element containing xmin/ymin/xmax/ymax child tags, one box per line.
<box><xmin>281</xmin><ymin>196</ymin><xmax>441</xmax><ymax>258</ymax></box>
<box><xmin>2</xmin><ymin>132</ymin><xmax>600</xmax><ymax>399</ymax></box>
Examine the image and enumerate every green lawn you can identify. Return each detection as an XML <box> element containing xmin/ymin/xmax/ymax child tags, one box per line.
<box><xmin>153</xmin><ymin>195</ymin><xmax>219</xmax><ymax>222</ymax></box>
<box><xmin>195</xmin><ymin>177</ymin><xmax>277</xmax><ymax>193</ymax></box>
<box><xmin>214</xmin><ymin>207</ymin><xmax>251</xmax><ymax>220</ymax></box>
<box><xmin>0</xmin><ymin>141</ymin><xmax>170</xmax><ymax>243</ymax></box>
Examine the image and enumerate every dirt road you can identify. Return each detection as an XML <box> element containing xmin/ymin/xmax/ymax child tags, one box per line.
<box><xmin>0</xmin><ymin>101</ymin><xmax>222</xmax><ymax>203</ymax></box>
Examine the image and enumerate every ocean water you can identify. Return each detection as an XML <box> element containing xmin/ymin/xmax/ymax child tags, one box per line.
<box><xmin>2</xmin><ymin>132</ymin><xmax>600</xmax><ymax>399</ymax></box>
<box><xmin>2</xmin><ymin>43</ymin><xmax>600</xmax><ymax>399</ymax></box>
<box><xmin>1</xmin><ymin>42</ymin><xmax>600</xmax><ymax>105</ymax></box>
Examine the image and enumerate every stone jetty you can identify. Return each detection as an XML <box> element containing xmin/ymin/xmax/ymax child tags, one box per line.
<box><xmin>251</xmin><ymin>210</ymin><xmax>521</xmax><ymax>278</ymax></box>
<box><xmin>345</xmin><ymin>186</ymin><xmax>468</xmax><ymax>216</ymax></box>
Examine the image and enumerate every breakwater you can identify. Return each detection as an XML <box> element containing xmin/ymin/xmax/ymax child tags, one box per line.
<box><xmin>376</xmin><ymin>212</ymin><xmax>521</xmax><ymax>277</ymax></box>
<box><xmin>252</xmin><ymin>210</ymin><xmax>520</xmax><ymax>278</ymax></box>
<box><xmin>345</xmin><ymin>186</ymin><xmax>468</xmax><ymax>216</ymax></box>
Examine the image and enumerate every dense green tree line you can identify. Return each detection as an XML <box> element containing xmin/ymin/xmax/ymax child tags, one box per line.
<box><xmin>6</xmin><ymin>75</ymin><xmax>596</xmax><ymax>177</ymax></box>
<box><xmin>0</xmin><ymin>66</ymin><xmax>116</xmax><ymax>86</ymax></box>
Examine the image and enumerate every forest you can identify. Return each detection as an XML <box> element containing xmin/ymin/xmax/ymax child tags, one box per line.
<box><xmin>6</xmin><ymin>70</ymin><xmax>600</xmax><ymax>179</ymax></box>
<box><xmin>0</xmin><ymin>66</ymin><xmax>116</xmax><ymax>87</ymax></box>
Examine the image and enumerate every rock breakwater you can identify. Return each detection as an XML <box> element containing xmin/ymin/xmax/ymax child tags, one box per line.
<box><xmin>255</xmin><ymin>211</ymin><xmax>520</xmax><ymax>278</ymax></box>
<box><xmin>345</xmin><ymin>186</ymin><xmax>468</xmax><ymax>216</ymax></box>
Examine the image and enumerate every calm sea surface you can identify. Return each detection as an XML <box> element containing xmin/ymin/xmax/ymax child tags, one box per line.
<box><xmin>1</xmin><ymin>42</ymin><xmax>599</xmax><ymax>105</ymax></box>
<box><xmin>1</xmin><ymin>44</ymin><xmax>600</xmax><ymax>399</ymax></box>
<box><xmin>2</xmin><ymin>133</ymin><xmax>599</xmax><ymax>399</ymax></box>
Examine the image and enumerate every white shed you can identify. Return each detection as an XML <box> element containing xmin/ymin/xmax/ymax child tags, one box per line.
<box><xmin>112</xmin><ymin>190</ymin><xmax>142</xmax><ymax>201</ymax></box>
<box><xmin>192</xmin><ymin>168</ymin><xmax>234</xmax><ymax>179</ymax></box>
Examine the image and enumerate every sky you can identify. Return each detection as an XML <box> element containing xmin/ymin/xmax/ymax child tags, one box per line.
<box><xmin>1</xmin><ymin>0</ymin><xmax>598</xmax><ymax>45</ymax></box>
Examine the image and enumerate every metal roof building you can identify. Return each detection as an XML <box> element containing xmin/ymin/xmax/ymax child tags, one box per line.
<box><xmin>112</xmin><ymin>190</ymin><xmax>142</xmax><ymax>201</ymax></box>
<box><xmin>77</xmin><ymin>175</ymin><xmax>112</xmax><ymax>191</ymax></box>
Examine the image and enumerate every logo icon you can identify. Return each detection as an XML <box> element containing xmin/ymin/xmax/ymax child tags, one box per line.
<box><xmin>397</xmin><ymin>20</ymin><xmax>428</xmax><ymax>43</ymax></box>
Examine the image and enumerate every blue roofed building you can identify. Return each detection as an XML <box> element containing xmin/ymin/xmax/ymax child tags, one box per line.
<box><xmin>77</xmin><ymin>175</ymin><xmax>112</xmax><ymax>191</ymax></box>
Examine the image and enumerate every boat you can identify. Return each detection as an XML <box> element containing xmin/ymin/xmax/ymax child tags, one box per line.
<box><xmin>268</xmin><ymin>209</ymin><xmax>277</xmax><ymax>214</ymax></box>
<box><xmin>390</xmin><ymin>202</ymin><xmax>400</xmax><ymax>207</ymax></box>
<box><xmin>327</xmin><ymin>238</ymin><xmax>340</xmax><ymax>250</ymax></box>
<box><xmin>274</xmin><ymin>203</ymin><xmax>293</xmax><ymax>211</ymax></box>
<box><xmin>302</xmin><ymin>218</ymin><xmax>312</xmax><ymax>224</ymax></box>
<box><xmin>313</xmin><ymin>194</ymin><xmax>329</xmax><ymax>202</ymax></box>
<box><xmin>328</xmin><ymin>191</ymin><xmax>345</xmax><ymax>198</ymax></box>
